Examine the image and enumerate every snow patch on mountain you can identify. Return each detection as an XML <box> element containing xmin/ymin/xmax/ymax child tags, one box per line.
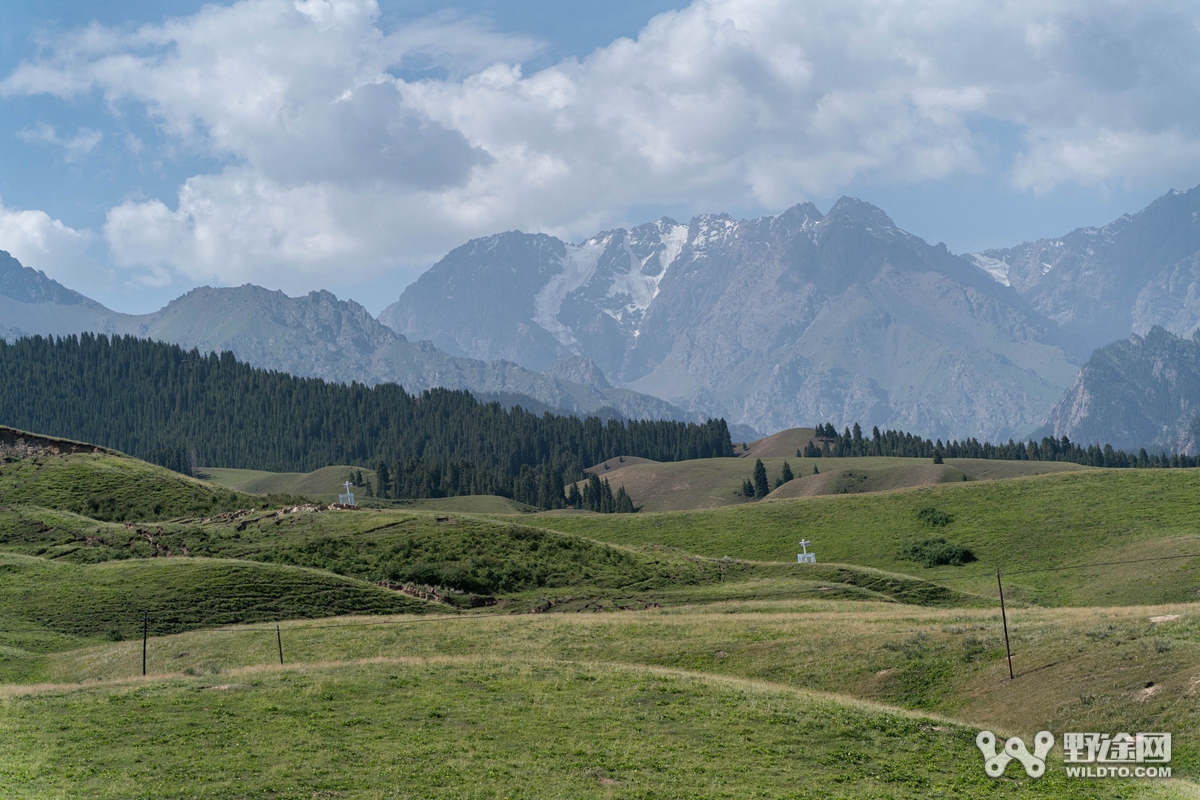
<box><xmin>969</xmin><ymin>254</ymin><xmax>1012</xmax><ymax>287</ymax></box>
<box><xmin>533</xmin><ymin>238</ymin><xmax>604</xmax><ymax>350</ymax></box>
<box><xmin>606</xmin><ymin>223</ymin><xmax>688</xmax><ymax>323</ymax></box>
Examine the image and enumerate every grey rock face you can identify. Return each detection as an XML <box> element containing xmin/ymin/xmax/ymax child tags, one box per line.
<box><xmin>543</xmin><ymin>356</ymin><xmax>612</xmax><ymax>389</ymax></box>
<box><xmin>1047</xmin><ymin>326</ymin><xmax>1200</xmax><ymax>453</ymax></box>
<box><xmin>0</xmin><ymin>249</ymin><xmax>131</xmax><ymax>340</ymax></box>
<box><xmin>0</xmin><ymin>250</ymin><xmax>88</xmax><ymax>306</ymax></box>
<box><xmin>972</xmin><ymin>187</ymin><xmax>1200</xmax><ymax>353</ymax></box>
<box><xmin>385</xmin><ymin>199</ymin><xmax>1078</xmax><ymax>440</ymax></box>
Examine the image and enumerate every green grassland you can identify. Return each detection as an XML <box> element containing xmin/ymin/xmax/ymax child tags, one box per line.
<box><xmin>200</xmin><ymin>464</ymin><xmax>373</xmax><ymax>500</ymax></box>
<box><xmin>3</xmin><ymin>602</ymin><xmax>1197</xmax><ymax>797</ymax></box>
<box><xmin>540</xmin><ymin>468</ymin><xmax>1200</xmax><ymax>606</ymax></box>
<box><xmin>0</xmin><ymin>452</ymin><xmax>296</xmax><ymax>522</ymax></box>
<box><xmin>26</xmin><ymin>601</ymin><xmax>1200</xmax><ymax>749</ymax></box>
<box><xmin>0</xmin><ymin>504</ymin><xmax>975</xmax><ymax>616</ymax></box>
<box><xmin>5</xmin><ymin>658</ymin><xmax>1157</xmax><ymax>800</ymax></box>
<box><xmin>4</xmin><ymin>443</ymin><xmax>1200</xmax><ymax>797</ymax></box>
<box><xmin>580</xmin><ymin>452</ymin><xmax>1094</xmax><ymax>512</ymax></box>
<box><xmin>203</xmin><ymin>465</ymin><xmax>539</xmax><ymax>512</ymax></box>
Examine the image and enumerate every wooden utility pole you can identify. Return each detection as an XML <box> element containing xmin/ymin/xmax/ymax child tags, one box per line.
<box><xmin>997</xmin><ymin>570</ymin><xmax>1014</xmax><ymax>679</ymax></box>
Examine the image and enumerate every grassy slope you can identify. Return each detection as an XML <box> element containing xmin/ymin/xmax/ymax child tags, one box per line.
<box><xmin>0</xmin><ymin>552</ymin><xmax>434</xmax><ymax>683</ymax></box>
<box><xmin>768</xmin><ymin>462</ymin><xmax>968</xmax><ymax>498</ymax></box>
<box><xmin>539</xmin><ymin>468</ymin><xmax>1200</xmax><ymax>606</ymax></box>
<box><xmin>0</xmin><ymin>452</ymin><xmax>289</xmax><ymax>522</ymax></box>
<box><xmin>736</xmin><ymin>426</ymin><xmax>818</xmax><ymax>457</ymax></box>
<box><xmin>3</xmin><ymin>659</ymin><xmax>1149</xmax><ymax>800</ymax></box>
<box><xmin>583</xmin><ymin>453</ymin><xmax>1094</xmax><ymax>512</ymax></box>
<box><xmin>10</xmin><ymin>602</ymin><xmax>1198</xmax><ymax>795</ymax></box>
<box><xmin>200</xmin><ymin>465</ymin><xmax>373</xmax><ymax>499</ymax></box>
<box><xmin>1</xmin><ymin>446</ymin><xmax>1199</xmax><ymax>795</ymax></box>
<box><xmin>0</xmin><ymin>504</ymin><xmax>972</xmax><ymax>616</ymax></box>
<box><xmin>33</xmin><ymin>602</ymin><xmax>1200</xmax><ymax>746</ymax></box>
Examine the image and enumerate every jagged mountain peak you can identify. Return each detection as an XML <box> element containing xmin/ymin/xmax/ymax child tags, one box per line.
<box><xmin>0</xmin><ymin>249</ymin><xmax>91</xmax><ymax>307</ymax></box>
<box><xmin>1047</xmin><ymin>324</ymin><xmax>1200</xmax><ymax>453</ymax></box>
<box><xmin>543</xmin><ymin>355</ymin><xmax>611</xmax><ymax>389</ymax></box>
<box><xmin>775</xmin><ymin>201</ymin><xmax>823</xmax><ymax>225</ymax></box>
<box><xmin>386</xmin><ymin>196</ymin><xmax>1079</xmax><ymax>440</ymax></box>
<box><xmin>824</xmin><ymin>196</ymin><xmax>899</xmax><ymax>232</ymax></box>
<box><xmin>971</xmin><ymin>180</ymin><xmax>1200</xmax><ymax>352</ymax></box>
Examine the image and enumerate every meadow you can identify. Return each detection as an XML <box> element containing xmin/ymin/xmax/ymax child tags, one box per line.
<box><xmin>1</xmin><ymin>432</ymin><xmax>1198</xmax><ymax>797</ymax></box>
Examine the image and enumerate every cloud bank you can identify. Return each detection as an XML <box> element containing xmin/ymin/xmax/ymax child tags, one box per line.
<box><xmin>4</xmin><ymin>0</ymin><xmax>1200</xmax><ymax>293</ymax></box>
<box><xmin>0</xmin><ymin>199</ymin><xmax>107</xmax><ymax>292</ymax></box>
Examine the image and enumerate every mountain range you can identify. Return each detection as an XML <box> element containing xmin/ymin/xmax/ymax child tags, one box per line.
<box><xmin>383</xmin><ymin>198</ymin><xmax>1079</xmax><ymax>440</ymax></box>
<box><xmin>0</xmin><ymin>251</ymin><xmax>689</xmax><ymax>425</ymax></box>
<box><xmin>1046</xmin><ymin>326</ymin><xmax>1200</xmax><ymax>454</ymax></box>
<box><xmin>973</xmin><ymin>186</ymin><xmax>1200</xmax><ymax>354</ymax></box>
<box><xmin>10</xmin><ymin>185</ymin><xmax>1200</xmax><ymax>448</ymax></box>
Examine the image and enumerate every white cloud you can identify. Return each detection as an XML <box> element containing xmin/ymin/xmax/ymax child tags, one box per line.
<box><xmin>0</xmin><ymin>198</ymin><xmax>108</xmax><ymax>291</ymax></box>
<box><xmin>5</xmin><ymin>0</ymin><xmax>1200</xmax><ymax>293</ymax></box>
<box><xmin>16</xmin><ymin>122</ymin><xmax>103</xmax><ymax>160</ymax></box>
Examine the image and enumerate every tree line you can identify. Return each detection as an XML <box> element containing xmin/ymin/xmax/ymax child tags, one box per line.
<box><xmin>801</xmin><ymin>422</ymin><xmax>1200</xmax><ymax>468</ymax></box>
<box><xmin>0</xmin><ymin>335</ymin><xmax>734</xmax><ymax>508</ymax></box>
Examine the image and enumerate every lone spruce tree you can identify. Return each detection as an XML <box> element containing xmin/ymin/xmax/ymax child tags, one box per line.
<box><xmin>753</xmin><ymin>458</ymin><xmax>770</xmax><ymax>499</ymax></box>
<box><xmin>779</xmin><ymin>460</ymin><xmax>794</xmax><ymax>486</ymax></box>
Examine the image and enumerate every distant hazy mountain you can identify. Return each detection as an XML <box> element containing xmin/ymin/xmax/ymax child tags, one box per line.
<box><xmin>972</xmin><ymin>186</ymin><xmax>1200</xmax><ymax>354</ymax></box>
<box><xmin>383</xmin><ymin>199</ymin><xmax>1079</xmax><ymax>440</ymax></box>
<box><xmin>0</xmin><ymin>250</ymin><xmax>128</xmax><ymax>342</ymax></box>
<box><xmin>0</xmin><ymin>252</ymin><xmax>686</xmax><ymax>423</ymax></box>
<box><xmin>1047</xmin><ymin>326</ymin><xmax>1200</xmax><ymax>454</ymax></box>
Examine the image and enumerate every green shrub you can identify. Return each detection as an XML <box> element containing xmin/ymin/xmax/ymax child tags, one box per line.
<box><xmin>899</xmin><ymin>537</ymin><xmax>976</xmax><ymax>568</ymax></box>
<box><xmin>916</xmin><ymin>506</ymin><xmax>952</xmax><ymax>527</ymax></box>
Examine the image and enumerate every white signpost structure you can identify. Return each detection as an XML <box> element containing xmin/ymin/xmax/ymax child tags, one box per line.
<box><xmin>797</xmin><ymin>539</ymin><xmax>816</xmax><ymax>563</ymax></box>
<box><xmin>338</xmin><ymin>481</ymin><xmax>357</xmax><ymax>507</ymax></box>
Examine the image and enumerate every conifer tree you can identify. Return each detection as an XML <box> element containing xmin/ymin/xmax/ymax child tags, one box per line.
<box><xmin>778</xmin><ymin>460</ymin><xmax>794</xmax><ymax>486</ymax></box>
<box><xmin>375</xmin><ymin>460</ymin><xmax>391</xmax><ymax>498</ymax></box>
<box><xmin>753</xmin><ymin>458</ymin><xmax>769</xmax><ymax>498</ymax></box>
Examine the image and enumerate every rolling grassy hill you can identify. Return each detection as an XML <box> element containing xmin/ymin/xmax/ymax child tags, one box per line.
<box><xmin>200</xmin><ymin>465</ymin><xmax>373</xmax><ymax>500</ymax></box>
<box><xmin>0</xmin><ymin>502</ymin><xmax>975</xmax><ymax>614</ymax></box>
<box><xmin>3</xmin><ymin>601</ymin><xmax>1195</xmax><ymax>797</ymax></box>
<box><xmin>0</xmin><ymin>553</ymin><xmax>431</xmax><ymax>637</ymax></box>
<box><xmin>2</xmin><ymin>429</ymin><xmax>1200</xmax><ymax>795</ymax></box>
<box><xmin>1</xmin><ymin>658</ymin><xmax>1132</xmax><ymax>800</ymax></box>
<box><xmin>201</xmin><ymin>466</ymin><xmax>539</xmax><ymax>513</ymax></box>
<box><xmin>579</xmin><ymin>451</ymin><xmax>1092</xmax><ymax>512</ymax></box>
<box><xmin>541</xmin><ymin>468</ymin><xmax>1200</xmax><ymax>606</ymax></box>
<box><xmin>736</xmin><ymin>426</ymin><xmax>819</xmax><ymax>457</ymax></box>
<box><xmin>0</xmin><ymin>450</ymin><xmax>292</xmax><ymax>522</ymax></box>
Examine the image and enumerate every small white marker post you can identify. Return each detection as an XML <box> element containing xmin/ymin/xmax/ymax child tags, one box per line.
<box><xmin>797</xmin><ymin>539</ymin><xmax>816</xmax><ymax>563</ymax></box>
<box><xmin>339</xmin><ymin>481</ymin><xmax>356</xmax><ymax>506</ymax></box>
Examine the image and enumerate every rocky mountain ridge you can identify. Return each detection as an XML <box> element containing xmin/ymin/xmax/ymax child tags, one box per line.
<box><xmin>972</xmin><ymin>186</ymin><xmax>1200</xmax><ymax>354</ymax></box>
<box><xmin>0</xmin><ymin>254</ymin><xmax>688</xmax><ymax>424</ymax></box>
<box><xmin>1046</xmin><ymin>326</ymin><xmax>1200</xmax><ymax>454</ymax></box>
<box><xmin>383</xmin><ymin>197</ymin><xmax>1080</xmax><ymax>440</ymax></box>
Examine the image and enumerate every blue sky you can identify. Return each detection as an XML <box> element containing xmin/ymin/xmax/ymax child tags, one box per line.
<box><xmin>0</xmin><ymin>0</ymin><xmax>1196</xmax><ymax>314</ymax></box>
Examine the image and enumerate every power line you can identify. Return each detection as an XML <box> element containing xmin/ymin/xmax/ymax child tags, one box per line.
<box><xmin>999</xmin><ymin>552</ymin><xmax>1200</xmax><ymax>577</ymax></box>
